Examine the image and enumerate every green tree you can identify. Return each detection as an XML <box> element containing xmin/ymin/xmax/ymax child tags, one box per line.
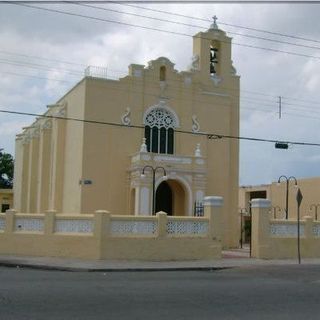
<box><xmin>0</xmin><ymin>149</ymin><xmax>14</xmax><ymax>189</ymax></box>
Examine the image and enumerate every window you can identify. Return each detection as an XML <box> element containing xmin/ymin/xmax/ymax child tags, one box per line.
<box><xmin>144</xmin><ymin>108</ymin><xmax>176</xmax><ymax>154</ymax></box>
<box><xmin>160</xmin><ymin>66</ymin><xmax>166</xmax><ymax>81</ymax></box>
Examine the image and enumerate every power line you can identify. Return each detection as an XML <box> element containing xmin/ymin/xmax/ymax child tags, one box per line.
<box><xmin>3</xmin><ymin>49</ymin><xmax>319</xmax><ymax>107</ymax></box>
<box><xmin>116</xmin><ymin>2</ymin><xmax>320</xmax><ymax>45</ymax></box>
<box><xmin>1</xmin><ymin>107</ymin><xmax>320</xmax><ymax>147</ymax></box>
<box><xmin>10</xmin><ymin>3</ymin><xmax>320</xmax><ymax>62</ymax></box>
<box><xmin>75</xmin><ymin>2</ymin><xmax>320</xmax><ymax>52</ymax></box>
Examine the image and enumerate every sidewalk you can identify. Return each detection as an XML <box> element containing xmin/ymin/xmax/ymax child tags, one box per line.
<box><xmin>0</xmin><ymin>248</ymin><xmax>318</xmax><ymax>272</ymax></box>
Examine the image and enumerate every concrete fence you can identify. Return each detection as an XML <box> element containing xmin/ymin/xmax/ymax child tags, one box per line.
<box><xmin>0</xmin><ymin>196</ymin><xmax>223</xmax><ymax>261</ymax></box>
<box><xmin>251</xmin><ymin>199</ymin><xmax>320</xmax><ymax>259</ymax></box>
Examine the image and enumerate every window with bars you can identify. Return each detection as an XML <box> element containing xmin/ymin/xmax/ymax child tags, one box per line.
<box><xmin>144</xmin><ymin>108</ymin><xmax>176</xmax><ymax>154</ymax></box>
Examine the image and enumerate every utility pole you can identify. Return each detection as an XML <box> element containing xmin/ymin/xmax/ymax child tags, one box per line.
<box><xmin>278</xmin><ymin>96</ymin><xmax>282</xmax><ymax>119</ymax></box>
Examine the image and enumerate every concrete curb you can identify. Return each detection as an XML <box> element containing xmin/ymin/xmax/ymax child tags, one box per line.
<box><xmin>0</xmin><ymin>260</ymin><xmax>231</xmax><ymax>272</ymax></box>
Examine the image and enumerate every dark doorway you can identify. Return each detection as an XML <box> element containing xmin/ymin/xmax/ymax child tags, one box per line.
<box><xmin>1</xmin><ymin>204</ymin><xmax>10</xmax><ymax>213</ymax></box>
<box><xmin>155</xmin><ymin>181</ymin><xmax>172</xmax><ymax>215</ymax></box>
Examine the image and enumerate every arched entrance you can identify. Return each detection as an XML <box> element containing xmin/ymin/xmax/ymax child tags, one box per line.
<box><xmin>155</xmin><ymin>181</ymin><xmax>172</xmax><ymax>215</ymax></box>
<box><xmin>155</xmin><ymin>179</ymin><xmax>186</xmax><ymax>216</ymax></box>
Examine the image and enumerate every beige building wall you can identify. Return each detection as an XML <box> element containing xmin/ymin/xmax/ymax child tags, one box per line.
<box><xmin>14</xmin><ymin>22</ymin><xmax>240</xmax><ymax>248</ymax></box>
<box><xmin>239</xmin><ymin>177</ymin><xmax>320</xmax><ymax>220</ymax></box>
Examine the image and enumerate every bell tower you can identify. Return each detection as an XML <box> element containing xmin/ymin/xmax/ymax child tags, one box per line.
<box><xmin>192</xmin><ymin>16</ymin><xmax>234</xmax><ymax>84</ymax></box>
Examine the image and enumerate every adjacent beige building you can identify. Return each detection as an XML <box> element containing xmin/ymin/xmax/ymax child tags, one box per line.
<box><xmin>239</xmin><ymin>177</ymin><xmax>320</xmax><ymax>220</ymax></box>
<box><xmin>13</xmin><ymin>20</ymin><xmax>240</xmax><ymax>248</ymax></box>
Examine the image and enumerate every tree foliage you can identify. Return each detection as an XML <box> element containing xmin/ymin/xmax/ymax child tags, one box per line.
<box><xmin>0</xmin><ymin>149</ymin><xmax>14</xmax><ymax>189</ymax></box>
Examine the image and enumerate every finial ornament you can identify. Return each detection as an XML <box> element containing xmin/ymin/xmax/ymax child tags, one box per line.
<box><xmin>210</xmin><ymin>15</ymin><xmax>219</xmax><ymax>30</ymax></box>
<box><xmin>140</xmin><ymin>137</ymin><xmax>148</xmax><ymax>153</ymax></box>
<box><xmin>195</xmin><ymin>143</ymin><xmax>202</xmax><ymax>157</ymax></box>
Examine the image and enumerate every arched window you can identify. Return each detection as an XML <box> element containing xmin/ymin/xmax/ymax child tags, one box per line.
<box><xmin>160</xmin><ymin>66</ymin><xmax>166</xmax><ymax>81</ymax></box>
<box><xmin>144</xmin><ymin>107</ymin><xmax>176</xmax><ymax>154</ymax></box>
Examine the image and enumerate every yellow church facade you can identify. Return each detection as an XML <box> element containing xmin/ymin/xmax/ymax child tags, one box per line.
<box><xmin>13</xmin><ymin>20</ymin><xmax>240</xmax><ymax>248</ymax></box>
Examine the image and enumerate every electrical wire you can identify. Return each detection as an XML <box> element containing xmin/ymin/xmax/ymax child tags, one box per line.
<box><xmin>9</xmin><ymin>3</ymin><xmax>320</xmax><ymax>62</ymax></box>
<box><xmin>1</xmin><ymin>107</ymin><xmax>320</xmax><ymax>147</ymax></box>
<box><xmin>75</xmin><ymin>2</ymin><xmax>320</xmax><ymax>52</ymax></box>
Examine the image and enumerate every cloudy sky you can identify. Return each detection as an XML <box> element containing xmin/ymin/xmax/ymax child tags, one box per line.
<box><xmin>1</xmin><ymin>1</ymin><xmax>320</xmax><ymax>186</ymax></box>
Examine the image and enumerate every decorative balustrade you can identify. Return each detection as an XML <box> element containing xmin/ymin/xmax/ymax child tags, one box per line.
<box><xmin>0</xmin><ymin>211</ymin><xmax>211</xmax><ymax>238</ymax></box>
<box><xmin>15</xmin><ymin>214</ymin><xmax>44</xmax><ymax>232</ymax></box>
<box><xmin>270</xmin><ymin>222</ymin><xmax>305</xmax><ymax>237</ymax></box>
<box><xmin>110</xmin><ymin>217</ymin><xmax>158</xmax><ymax>236</ymax></box>
<box><xmin>167</xmin><ymin>217</ymin><xmax>209</xmax><ymax>236</ymax></box>
<box><xmin>312</xmin><ymin>223</ymin><xmax>320</xmax><ymax>236</ymax></box>
<box><xmin>54</xmin><ymin>215</ymin><xmax>94</xmax><ymax>234</ymax></box>
<box><xmin>0</xmin><ymin>214</ymin><xmax>5</xmax><ymax>231</ymax></box>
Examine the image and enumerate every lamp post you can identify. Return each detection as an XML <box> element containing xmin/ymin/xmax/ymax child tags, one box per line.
<box><xmin>272</xmin><ymin>206</ymin><xmax>281</xmax><ymax>219</ymax></box>
<box><xmin>239</xmin><ymin>208</ymin><xmax>247</xmax><ymax>249</ymax></box>
<box><xmin>141</xmin><ymin>165</ymin><xmax>167</xmax><ymax>215</ymax></box>
<box><xmin>310</xmin><ymin>204</ymin><xmax>320</xmax><ymax>221</ymax></box>
<box><xmin>277</xmin><ymin>175</ymin><xmax>298</xmax><ymax>220</ymax></box>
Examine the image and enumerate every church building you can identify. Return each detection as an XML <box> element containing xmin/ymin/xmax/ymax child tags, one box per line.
<box><xmin>13</xmin><ymin>18</ymin><xmax>240</xmax><ymax>248</ymax></box>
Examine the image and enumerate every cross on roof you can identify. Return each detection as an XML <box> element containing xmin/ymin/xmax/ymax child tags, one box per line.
<box><xmin>210</xmin><ymin>15</ymin><xmax>219</xmax><ymax>30</ymax></box>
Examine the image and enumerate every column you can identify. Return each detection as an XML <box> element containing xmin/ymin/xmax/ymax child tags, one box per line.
<box><xmin>251</xmin><ymin>199</ymin><xmax>271</xmax><ymax>259</ymax></box>
<box><xmin>13</xmin><ymin>135</ymin><xmax>24</xmax><ymax>211</ymax></box>
<box><xmin>48</xmin><ymin>109</ymin><xmax>66</xmax><ymax>212</ymax></box>
<box><xmin>20</xmin><ymin>136</ymin><xmax>30</xmax><ymax>212</ymax></box>
<box><xmin>203</xmin><ymin>196</ymin><xmax>223</xmax><ymax>242</ymax></box>
<box><xmin>37</xmin><ymin>120</ymin><xmax>52</xmax><ymax>213</ymax></box>
<box><xmin>26</xmin><ymin>129</ymin><xmax>40</xmax><ymax>213</ymax></box>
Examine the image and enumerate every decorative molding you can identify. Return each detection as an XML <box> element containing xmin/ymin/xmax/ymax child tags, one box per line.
<box><xmin>231</xmin><ymin>60</ymin><xmax>237</xmax><ymax>75</ymax></box>
<box><xmin>143</xmin><ymin>100</ymin><xmax>180</xmax><ymax>128</ymax></box>
<box><xmin>192</xmin><ymin>115</ymin><xmax>200</xmax><ymax>133</ymax></box>
<box><xmin>31</xmin><ymin>127</ymin><xmax>40</xmax><ymax>138</ymax></box>
<box><xmin>140</xmin><ymin>138</ymin><xmax>148</xmax><ymax>152</ymax></box>
<box><xmin>41</xmin><ymin>119</ymin><xmax>52</xmax><ymax>130</ymax></box>
<box><xmin>154</xmin><ymin>155</ymin><xmax>192</xmax><ymax>164</ymax></box>
<box><xmin>210</xmin><ymin>74</ymin><xmax>222</xmax><ymax>86</ymax></box>
<box><xmin>194</xmin><ymin>143</ymin><xmax>202</xmax><ymax>157</ymax></box>
<box><xmin>121</xmin><ymin>107</ymin><xmax>131</xmax><ymax>126</ymax></box>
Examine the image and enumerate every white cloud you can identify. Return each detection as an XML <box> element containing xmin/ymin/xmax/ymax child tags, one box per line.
<box><xmin>1</xmin><ymin>3</ymin><xmax>320</xmax><ymax>185</ymax></box>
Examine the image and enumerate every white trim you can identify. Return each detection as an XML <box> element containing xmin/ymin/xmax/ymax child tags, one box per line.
<box><xmin>203</xmin><ymin>196</ymin><xmax>223</xmax><ymax>207</ymax></box>
<box><xmin>251</xmin><ymin>199</ymin><xmax>271</xmax><ymax>209</ymax></box>
<box><xmin>143</xmin><ymin>100</ymin><xmax>180</xmax><ymax>128</ymax></box>
<box><xmin>155</xmin><ymin>175</ymin><xmax>193</xmax><ymax>216</ymax></box>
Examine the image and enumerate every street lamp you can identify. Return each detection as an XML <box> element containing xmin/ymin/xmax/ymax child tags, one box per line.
<box><xmin>310</xmin><ymin>204</ymin><xmax>320</xmax><ymax>221</ymax></box>
<box><xmin>239</xmin><ymin>207</ymin><xmax>247</xmax><ymax>249</ymax></box>
<box><xmin>141</xmin><ymin>165</ymin><xmax>167</xmax><ymax>215</ymax></box>
<box><xmin>271</xmin><ymin>206</ymin><xmax>281</xmax><ymax>219</ymax></box>
<box><xmin>277</xmin><ymin>175</ymin><xmax>298</xmax><ymax>220</ymax></box>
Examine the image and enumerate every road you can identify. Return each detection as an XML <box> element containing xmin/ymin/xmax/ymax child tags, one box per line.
<box><xmin>1</xmin><ymin>264</ymin><xmax>320</xmax><ymax>319</ymax></box>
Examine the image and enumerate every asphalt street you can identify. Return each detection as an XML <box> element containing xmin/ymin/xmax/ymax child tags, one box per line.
<box><xmin>1</xmin><ymin>264</ymin><xmax>320</xmax><ymax>320</ymax></box>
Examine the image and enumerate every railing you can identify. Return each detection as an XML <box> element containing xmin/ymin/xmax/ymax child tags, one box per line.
<box><xmin>55</xmin><ymin>214</ymin><xmax>94</xmax><ymax>234</ymax></box>
<box><xmin>110</xmin><ymin>216</ymin><xmax>158</xmax><ymax>236</ymax></box>
<box><xmin>270</xmin><ymin>221</ymin><xmax>305</xmax><ymax>237</ymax></box>
<box><xmin>0</xmin><ymin>210</ymin><xmax>210</xmax><ymax>238</ymax></box>
<box><xmin>167</xmin><ymin>216</ymin><xmax>209</xmax><ymax>236</ymax></box>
